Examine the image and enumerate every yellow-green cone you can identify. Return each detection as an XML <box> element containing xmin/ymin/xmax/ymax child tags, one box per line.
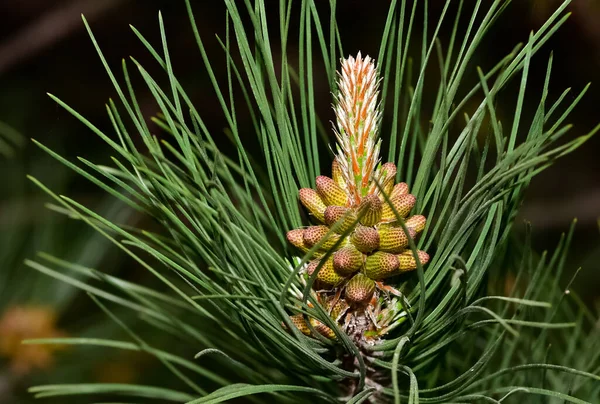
<box><xmin>289</xmin><ymin>314</ymin><xmax>311</xmax><ymax>335</ymax></box>
<box><xmin>299</xmin><ymin>188</ymin><xmax>327</xmax><ymax>222</ymax></box>
<box><xmin>378</xmin><ymin>226</ymin><xmax>416</xmax><ymax>253</ymax></box>
<box><xmin>380</xmin><ymin>162</ymin><xmax>397</xmax><ymax>196</ymax></box>
<box><xmin>398</xmin><ymin>250</ymin><xmax>430</xmax><ymax>272</ymax></box>
<box><xmin>289</xmin><ymin>313</ymin><xmax>338</xmax><ymax>340</ymax></box>
<box><xmin>351</xmin><ymin>225</ymin><xmax>380</xmax><ymax>253</ymax></box>
<box><xmin>324</xmin><ymin>206</ymin><xmax>357</xmax><ymax>234</ymax></box>
<box><xmin>381</xmin><ymin>193</ymin><xmax>416</xmax><ymax>221</ymax></box>
<box><xmin>358</xmin><ymin>194</ymin><xmax>382</xmax><ymax>226</ymax></box>
<box><xmin>364</xmin><ymin>251</ymin><xmax>400</xmax><ymax>280</ymax></box>
<box><xmin>311</xmin><ymin>319</ymin><xmax>336</xmax><ymax>339</ymax></box>
<box><xmin>316</xmin><ymin>175</ymin><xmax>348</xmax><ymax>206</ymax></box>
<box><xmin>286</xmin><ymin>229</ymin><xmax>307</xmax><ymax>252</ymax></box>
<box><xmin>333</xmin><ymin>245</ymin><xmax>364</xmax><ymax>275</ymax></box>
<box><xmin>303</xmin><ymin>226</ymin><xmax>340</xmax><ymax>250</ymax></box>
<box><xmin>307</xmin><ymin>257</ymin><xmax>345</xmax><ymax>287</ymax></box>
<box><xmin>328</xmin><ymin>298</ymin><xmax>350</xmax><ymax>321</ymax></box>
<box><xmin>345</xmin><ymin>273</ymin><xmax>376</xmax><ymax>305</ymax></box>
<box><xmin>331</xmin><ymin>158</ymin><xmax>346</xmax><ymax>189</ymax></box>
<box><xmin>390</xmin><ymin>182</ymin><xmax>409</xmax><ymax>198</ymax></box>
<box><xmin>405</xmin><ymin>215</ymin><xmax>427</xmax><ymax>233</ymax></box>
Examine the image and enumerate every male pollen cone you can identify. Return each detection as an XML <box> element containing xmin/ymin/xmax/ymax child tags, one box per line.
<box><xmin>316</xmin><ymin>176</ymin><xmax>348</xmax><ymax>206</ymax></box>
<box><xmin>358</xmin><ymin>194</ymin><xmax>383</xmax><ymax>226</ymax></box>
<box><xmin>351</xmin><ymin>225</ymin><xmax>380</xmax><ymax>253</ymax></box>
<box><xmin>286</xmin><ymin>229</ymin><xmax>308</xmax><ymax>252</ymax></box>
<box><xmin>345</xmin><ymin>273</ymin><xmax>376</xmax><ymax>305</ymax></box>
<box><xmin>333</xmin><ymin>246</ymin><xmax>363</xmax><ymax>275</ymax></box>
<box><xmin>365</xmin><ymin>251</ymin><xmax>400</xmax><ymax>280</ymax></box>
<box><xmin>307</xmin><ymin>257</ymin><xmax>345</xmax><ymax>287</ymax></box>
<box><xmin>289</xmin><ymin>314</ymin><xmax>311</xmax><ymax>335</ymax></box>
<box><xmin>380</xmin><ymin>162</ymin><xmax>397</xmax><ymax>195</ymax></box>
<box><xmin>405</xmin><ymin>215</ymin><xmax>427</xmax><ymax>233</ymax></box>
<box><xmin>331</xmin><ymin>159</ymin><xmax>345</xmax><ymax>188</ymax></box>
<box><xmin>381</xmin><ymin>193</ymin><xmax>416</xmax><ymax>221</ymax></box>
<box><xmin>303</xmin><ymin>226</ymin><xmax>340</xmax><ymax>250</ymax></box>
<box><xmin>288</xmin><ymin>314</ymin><xmax>336</xmax><ymax>339</ymax></box>
<box><xmin>379</xmin><ymin>226</ymin><xmax>416</xmax><ymax>253</ymax></box>
<box><xmin>312</xmin><ymin>320</ymin><xmax>337</xmax><ymax>339</ymax></box>
<box><xmin>299</xmin><ymin>188</ymin><xmax>327</xmax><ymax>222</ymax></box>
<box><xmin>391</xmin><ymin>182</ymin><xmax>409</xmax><ymax>198</ymax></box>
<box><xmin>329</xmin><ymin>297</ymin><xmax>350</xmax><ymax>322</ymax></box>
<box><xmin>398</xmin><ymin>250</ymin><xmax>430</xmax><ymax>271</ymax></box>
<box><xmin>324</xmin><ymin>206</ymin><xmax>357</xmax><ymax>234</ymax></box>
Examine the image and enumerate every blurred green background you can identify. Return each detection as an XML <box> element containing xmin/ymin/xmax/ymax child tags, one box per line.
<box><xmin>0</xmin><ymin>0</ymin><xmax>598</xmax><ymax>401</ymax></box>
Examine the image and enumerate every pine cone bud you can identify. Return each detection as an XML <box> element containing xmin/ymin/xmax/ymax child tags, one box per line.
<box><xmin>306</xmin><ymin>257</ymin><xmax>345</xmax><ymax>287</ymax></box>
<box><xmin>381</xmin><ymin>193</ymin><xmax>416</xmax><ymax>221</ymax></box>
<box><xmin>316</xmin><ymin>176</ymin><xmax>348</xmax><ymax>206</ymax></box>
<box><xmin>286</xmin><ymin>229</ymin><xmax>308</xmax><ymax>252</ymax></box>
<box><xmin>324</xmin><ymin>206</ymin><xmax>357</xmax><ymax>234</ymax></box>
<box><xmin>364</xmin><ymin>251</ymin><xmax>400</xmax><ymax>280</ymax></box>
<box><xmin>333</xmin><ymin>245</ymin><xmax>364</xmax><ymax>275</ymax></box>
<box><xmin>398</xmin><ymin>250</ymin><xmax>430</xmax><ymax>272</ymax></box>
<box><xmin>358</xmin><ymin>194</ymin><xmax>383</xmax><ymax>226</ymax></box>
<box><xmin>289</xmin><ymin>314</ymin><xmax>311</xmax><ymax>335</ymax></box>
<box><xmin>303</xmin><ymin>226</ymin><xmax>340</xmax><ymax>250</ymax></box>
<box><xmin>405</xmin><ymin>215</ymin><xmax>427</xmax><ymax>233</ymax></box>
<box><xmin>378</xmin><ymin>226</ymin><xmax>416</xmax><ymax>253</ymax></box>
<box><xmin>351</xmin><ymin>225</ymin><xmax>380</xmax><ymax>253</ymax></box>
<box><xmin>331</xmin><ymin>158</ymin><xmax>346</xmax><ymax>189</ymax></box>
<box><xmin>299</xmin><ymin>188</ymin><xmax>327</xmax><ymax>222</ymax></box>
<box><xmin>310</xmin><ymin>319</ymin><xmax>336</xmax><ymax>339</ymax></box>
<box><xmin>328</xmin><ymin>298</ymin><xmax>350</xmax><ymax>321</ymax></box>
<box><xmin>345</xmin><ymin>273</ymin><xmax>376</xmax><ymax>305</ymax></box>
<box><xmin>390</xmin><ymin>182</ymin><xmax>409</xmax><ymax>198</ymax></box>
<box><xmin>380</xmin><ymin>162</ymin><xmax>397</xmax><ymax>196</ymax></box>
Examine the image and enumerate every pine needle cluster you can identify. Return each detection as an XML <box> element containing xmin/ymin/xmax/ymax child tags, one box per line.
<box><xmin>19</xmin><ymin>0</ymin><xmax>599</xmax><ymax>403</ymax></box>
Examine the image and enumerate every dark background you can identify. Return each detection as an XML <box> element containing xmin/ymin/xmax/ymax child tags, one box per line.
<box><xmin>0</xmin><ymin>0</ymin><xmax>598</xmax><ymax>351</ymax></box>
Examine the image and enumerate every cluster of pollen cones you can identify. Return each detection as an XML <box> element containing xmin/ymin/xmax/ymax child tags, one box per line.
<box><xmin>286</xmin><ymin>159</ymin><xmax>429</xmax><ymax>340</ymax></box>
<box><xmin>285</xmin><ymin>52</ymin><xmax>429</xmax><ymax>341</ymax></box>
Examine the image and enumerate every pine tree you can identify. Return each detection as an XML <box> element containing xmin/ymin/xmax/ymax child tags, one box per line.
<box><xmin>22</xmin><ymin>1</ymin><xmax>600</xmax><ymax>402</ymax></box>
